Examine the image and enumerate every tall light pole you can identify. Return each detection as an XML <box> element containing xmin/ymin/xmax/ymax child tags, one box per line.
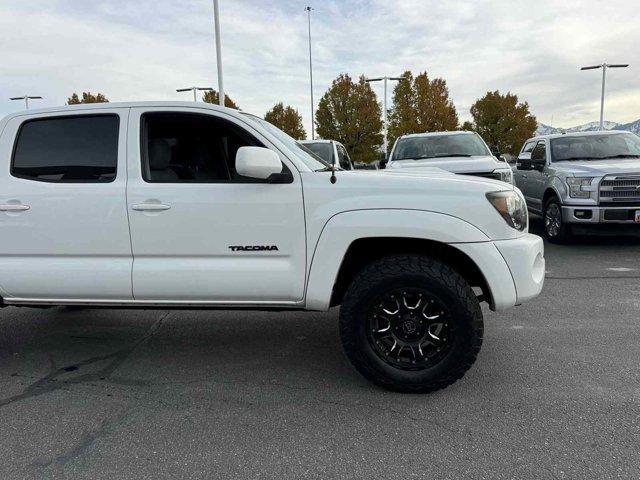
<box><xmin>10</xmin><ymin>95</ymin><xmax>42</xmax><ymax>110</ymax></box>
<box><xmin>213</xmin><ymin>0</ymin><xmax>225</xmax><ymax>106</ymax></box>
<box><xmin>305</xmin><ymin>6</ymin><xmax>315</xmax><ymax>139</ymax></box>
<box><xmin>365</xmin><ymin>76</ymin><xmax>403</xmax><ymax>155</ymax></box>
<box><xmin>581</xmin><ymin>62</ymin><xmax>629</xmax><ymax>130</ymax></box>
<box><xmin>176</xmin><ymin>87</ymin><xmax>213</xmax><ymax>102</ymax></box>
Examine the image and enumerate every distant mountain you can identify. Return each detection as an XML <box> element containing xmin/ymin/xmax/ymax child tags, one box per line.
<box><xmin>536</xmin><ymin>119</ymin><xmax>640</xmax><ymax>136</ymax></box>
<box><xmin>615</xmin><ymin>119</ymin><xmax>640</xmax><ymax>135</ymax></box>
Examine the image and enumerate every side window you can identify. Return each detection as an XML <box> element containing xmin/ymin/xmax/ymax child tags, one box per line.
<box><xmin>336</xmin><ymin>144</ymin><xmax>351</xmax><ymax>170</ymax></box>
<box><xmin>521</xmin><ymin>141</ymin><xmax>536</xmax><ymax>155</ymax></box>
<box><xmin>531</xmin><ymin>141</ymin><xmax>546</xmax><ymax>162</ymax></box>
<box><xmin>12</xmin><ymin>115</ymin><xmax>119</xmax><ymax>182</ymax></box>
<box><xmin>141</xmin><ymin>112</ymin><xmax>279</xmax><ymax>183</ymax></box>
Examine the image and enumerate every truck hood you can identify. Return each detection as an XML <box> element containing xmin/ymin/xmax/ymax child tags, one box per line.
<box><xmin>554</xmin><ymin>159</ymin><xmax>640</xmax><ymax>176</ymax></box>
<box><xmin>388</xmin><ymin>155</ymin><xmax>506</xmax><ymax>173</ymax></box>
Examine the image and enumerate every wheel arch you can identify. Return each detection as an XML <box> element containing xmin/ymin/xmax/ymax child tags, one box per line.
<box><xmin>328</xmin><ymin>237</ymin><xmax>493</xmax><ymax>309</ymax></box>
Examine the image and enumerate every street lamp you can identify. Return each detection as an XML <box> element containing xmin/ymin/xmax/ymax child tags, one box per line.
<box><xmin>305</xmin><ymin>6</ymin><xmax>315</xmax><ymax>139</ymax></box>
<box><xmin>213</xmin><ymin>0</ymin><xmax>225</xmax><ymax>107</ymax></box>
<box><xmin>580</xmin><ymin>62</ymin><xmax>629</xmax><ymax>130</ymax></box>
<box><xmin>176</xmin><ymin>87</ymin><xmax>214</xmax><ymax>102</ymax></box>
<box><xmin>10</xmin><ymin>95</ymin><xmax>42</xmax><ymax>110</ymax></box>
<box><xmin>365</xmin><ymin>76</ymin><xmax>403</xmax><ymax>155</ymax></box>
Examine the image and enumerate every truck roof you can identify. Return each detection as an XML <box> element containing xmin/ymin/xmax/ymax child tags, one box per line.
<box><xmin>527</xmin><ymin>130</ymin><xmax>629</xmax><ymax>142</ymax></box>
<box><xmin>400</xmin><ymin>131</ymin><xmax>475</xmax><ymax>139</ymax></box>
<box><xmin>1</xmin><ymin>101</ymin><xmax>242</xmax><ymax>121</ymax></box>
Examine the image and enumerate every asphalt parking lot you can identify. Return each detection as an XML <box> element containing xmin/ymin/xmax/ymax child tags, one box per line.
<box><xmin>1</xmin><ymin>218</ymin><xmax>639</xmax><ymax>480</ymax></box>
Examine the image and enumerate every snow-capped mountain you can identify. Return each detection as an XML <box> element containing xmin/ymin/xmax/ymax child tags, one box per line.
<box><xmin>536</xmin><ymin>119</ymin><xmax>640</xmax><ymax>136</ymax></box>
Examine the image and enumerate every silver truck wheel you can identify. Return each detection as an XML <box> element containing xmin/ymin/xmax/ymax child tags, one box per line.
<box><xmin>543</xmin><ymin>197</ymin><xmax>572</xmax><ymax>243</ymax></box>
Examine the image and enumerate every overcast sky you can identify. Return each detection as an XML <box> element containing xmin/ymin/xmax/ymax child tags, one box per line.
<box><xmin>1</xmin><ymin>0</ymin><xmax>638</xmax><ymax>135</ymax></box>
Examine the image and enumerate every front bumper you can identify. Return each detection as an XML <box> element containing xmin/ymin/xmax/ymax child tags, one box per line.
<box><xmin>562</xmin><ymin>205</ymin><xmax>640</xmax><ymax>224</ymax></box>
<box><xmin>455</xmin><ymin>233</ymin><xmax>545</xmax><ymax>311</ymax></box>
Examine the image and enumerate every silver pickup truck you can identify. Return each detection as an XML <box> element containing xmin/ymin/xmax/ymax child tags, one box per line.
<box><xmin>514</xmin><ymin>130</ymin><xmax>640</xmax><ymax>242</ymax></box>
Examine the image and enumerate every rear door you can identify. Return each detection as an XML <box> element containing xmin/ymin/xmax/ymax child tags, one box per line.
<box><xmin>515</xmin><ymin>140</ymin><xmax>536</xmax><ymax>207</ymax></box>
<box><xmin>126</xmin><ymin>107</ymin><xmax>306</xmax><ymax>304</ymax></box>
<box><xmin>0</xmin><ymin>110</ymin><xmax>132</xmax><ymax>301</ymax></box>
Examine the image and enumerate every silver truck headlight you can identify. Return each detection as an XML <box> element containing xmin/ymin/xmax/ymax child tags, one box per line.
<box><xmin>486</xmin><ymin>190</ymin><xmax>528</xmax><ymax>231</ymax></box>
<box><xmin>566</xmin><ymin>177</ymin><xmax>594</xmax><ymax>198</ymax></box>
<box><xmin>493</xmin><ymin>168</ymin><xmax>514</xmax><ymax>185</ymax></box>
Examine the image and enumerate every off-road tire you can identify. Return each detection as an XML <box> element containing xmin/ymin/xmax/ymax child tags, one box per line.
<box><xmin>339</xmin><ymin>255</ymin><xmax>483</xmax><ymax>393</ymax></box>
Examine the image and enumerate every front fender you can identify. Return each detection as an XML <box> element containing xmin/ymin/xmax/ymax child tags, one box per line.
<box><xmin>304</xmin><ymin>209</ymin><xmax>490</xmax><ymax>310</ymax></box>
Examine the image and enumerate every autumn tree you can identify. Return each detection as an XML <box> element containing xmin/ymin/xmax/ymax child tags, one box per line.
<box><xmin>67</xmin><ymin>92</ymin><xmax>109</xmax><ymax>104</ymax></box>
<box><xmin>460</xmin><ymin>121</ymin><xmax>475</xmax><ymax>131</ymax></box>
<box><xmin>315</xmin><ymin>73</ymin><xmax>383</xmax><ymax>164</ymax></box>
<box><xmin>387</xmin><ymin>70</ymin><xmax>459</xmax><ymax>150</ymax></box>
<box><xmin>202</xmin><ymin>90</ymin><xmax>239</xmax><ymax>109</ymax></box>
<box><xmin>467</xmin><ymin>90</ymin><xmax>537</xmax><ymax>155</ymax></box>
<box><xmin>264</xmin><ymin>102</ymin><xmax>306</xmax><ymax>139</ymax></box>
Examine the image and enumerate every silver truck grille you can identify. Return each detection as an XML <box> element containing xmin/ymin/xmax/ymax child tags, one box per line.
<box><xmin>599</xmin><ymin>175</ymin><xmax>640</xmax><ymax>202</ymax></box>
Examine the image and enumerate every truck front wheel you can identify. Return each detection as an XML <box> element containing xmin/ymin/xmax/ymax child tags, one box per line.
<box><xmin>543</xmin><ymin>196</ymin><xmax>572</xmax><ymax>243</ymax></box>
<box><xmin>339</xmin><ymin>255</ymin><xmax>483</xmax><ymax>393</ymax></box>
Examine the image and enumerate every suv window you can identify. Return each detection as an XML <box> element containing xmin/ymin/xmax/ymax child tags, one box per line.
<box><xmin>12</xmin><ymin>115</ymin><xmax>119</xmax><ymax>182</ymax></box>
<box><xmin>141</xmin><ymin>112</ymin><xmax>275</xmax><ymax>183</ymax></box>
<box><xmin>336</xmin><ymin>144</ymin><xmax>352</xmax><ymax>170</ymax></box>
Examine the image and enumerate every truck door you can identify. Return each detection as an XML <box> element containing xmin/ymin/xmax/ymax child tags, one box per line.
<box><xmin>126</xmin><ymin>107</ymin><xmax>306</xmax><ymax>304</ymax></box>
<box><xmin>0</xmin><ymin>110</ymin><xmax>132</xmax><ymax>301</ymax></box>
<box><xmin>527</xmin><ymin>140</ymin><xmax>548</xmax><ymax>213</ymax></box>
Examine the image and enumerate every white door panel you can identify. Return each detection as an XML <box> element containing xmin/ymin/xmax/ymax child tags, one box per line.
<box><xmin>126</xmin><ymin>107</ymin><xmax>306</xmax><ymax>303</ymax></box>
<box><xmin>0</xmin><ymin>110</ymin><xmax>132</xmax><ymax>300</ymax></box>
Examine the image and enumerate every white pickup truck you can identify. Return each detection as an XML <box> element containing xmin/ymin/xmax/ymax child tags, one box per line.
<box><xmin>0</xmin><ymin>102</ymin><xmax>544</xmax><ymax>393</ymax></box>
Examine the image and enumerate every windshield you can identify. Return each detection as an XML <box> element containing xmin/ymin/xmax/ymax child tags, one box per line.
<box><xmin>550</xmin><ymin>133</ymin><xmax>640</xmax><ymax>161</ymax></box>
<box><xmin>249</xmin><ymin>116</ymin><xmax>329</xmax><ymax>170</ymax></box>
<box><xmin>303</xmin><ymin>142</ymin><xmax>334</xmax><ymax>164</ymax></box>
<box><xmin>391</xmin><ymin>133</ymin><xmax>490</xmax><ymax>161</ymax></box>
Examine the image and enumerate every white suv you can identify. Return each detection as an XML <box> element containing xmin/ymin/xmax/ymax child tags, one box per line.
<box><xmin>0</xmin><ymin>102</ymin><xmax>544</xmax><ymax>393</ymax></box>
<box><xmin>385</xmin><ymin>131</ymin><xmax>514</xmax><ymax>184</ymax></box>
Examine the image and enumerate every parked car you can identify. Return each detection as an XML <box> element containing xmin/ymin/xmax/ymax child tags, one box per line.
<box><xmin>383</xmin><ymin>131</ymin><xmax>514</xmax><ymax>184</ymax></box>
<box><xmin>514</xmin><ymin>131</ymin><xmax>640</xmax><ymax>242</ymax></box>
<box><xmin>0</xmin><ymin>102</ymin><xmax>544</xmax><ymax>393</ymax></box>
<box><xmin>299</xmin><ymin>139</ymin><xmax>353</xmax><ymax>170</ymax></box>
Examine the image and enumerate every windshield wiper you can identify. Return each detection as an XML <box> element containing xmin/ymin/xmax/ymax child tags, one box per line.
<box><xmin>432</xmin><ymin>153</ymin><xmax>473</xmax><ymax>158</ymax></box>
<box><xmin>595</xmin><ymin>154</ymin><xmax>640</xmax><ymax>160</ymax></box>
<box><xmin>396</xmin><ymin>153</ymin><xmax>473</xmax><ymax>161</ymax></box>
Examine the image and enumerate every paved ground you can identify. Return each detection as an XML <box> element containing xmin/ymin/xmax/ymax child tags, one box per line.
<box><xmin>1</xmin><ymin>218</ymin><xmax>640</xmax><ymax>479</ymax></box>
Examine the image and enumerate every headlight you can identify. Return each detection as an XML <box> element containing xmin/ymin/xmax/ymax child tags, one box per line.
<box><xmin>566</xmin><ymin>177</ymin><xmax>594</xmax><ymax>198</ymax></box>
<box><xmin>486</xmin><ymin>190</ymin><xmax>528</xmax><ymax>231</ymax></box>
<box><xmin>493</xmin><ymin>168</ymin><xmax>514</xmax><ymax>185</ymax></box>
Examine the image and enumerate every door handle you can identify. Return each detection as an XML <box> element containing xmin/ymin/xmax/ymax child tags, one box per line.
<box><xmin>132</xmin><ymin>203</ymin><xmax>171</xmax><ymax>211</ymax></box>
<box><xmin>0</xmin><ymin>204</ymin><xmax>30</xmax><ymax>212</ymax></box>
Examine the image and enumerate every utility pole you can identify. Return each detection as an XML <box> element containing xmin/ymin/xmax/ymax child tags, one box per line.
<box><xmin>10</xmin><ymin>95</ymin><xmax>42</xmax><ymax>110</ymax></box>
<box><xmin>213</xmin><ymin>0</ymin><xmax>225</xmax><ymax>106</ymax></box>
<box><xmin>305</xmin><ymin>6</ymin><xmax>315</xmax><ymax>139</ymax></box>
<box><xmin>176</xmin><ymin>87</ymin><xmax>214</xmax><ymax>102</ymax></box>
<box><xmin>365</xmin><ymin>76</ymin><xmax>403</xmax><ymax>155</ymax></box>
<box><xmin>580</xmin><ymin>62</ymin><xmax>629</xmax><ymax>130</ymax></box>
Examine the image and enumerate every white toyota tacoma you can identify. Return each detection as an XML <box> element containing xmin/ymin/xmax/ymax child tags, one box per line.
<box><xmin>0</xmin><ymin>102</ymin><xmax>544</xmax><ymax>393</ymax></box>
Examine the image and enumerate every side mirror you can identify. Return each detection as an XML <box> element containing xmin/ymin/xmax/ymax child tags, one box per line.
<box><xmin>517</xmin><ymin>160</ymin><xmax>533</xmax><ymax>171</ymax></box>
<box><xmin>378</xmin><ymin>157</ymin><xmax>388</xmax><ymax>169</ymax></box>
<box><xmin>236</xmin><ymin>147</ymin><xmax>283</xmax><ymax>180</ymax></box>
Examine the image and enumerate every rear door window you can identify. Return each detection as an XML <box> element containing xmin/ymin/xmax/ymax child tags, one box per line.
<box><xmin>12</xmin><ymin>115</ymin><xmax>119</xmax><ymax>182</ymax></box>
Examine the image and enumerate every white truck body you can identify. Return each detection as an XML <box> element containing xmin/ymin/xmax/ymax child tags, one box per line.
<box><xmin>0</xmin><ymin>102</ymin><xmax>544</xmax><ymax>392</ymax></box>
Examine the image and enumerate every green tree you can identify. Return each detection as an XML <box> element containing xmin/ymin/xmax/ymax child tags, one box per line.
<box><xmin>315</xmin><ymin>73</ymin><xmax>383</xmax><ymax>164</ymax></box>
<box><xmin>468</xmin><ymin>90</ymin><xmax>537</xmax><ymax>155</ymax></box>
<box><xmin>387</xmin><ymin>70</ymin><xmax>459</xmax><ymax>150</ymax></box>
<box><xmin>202</xmin><ymin>90</ymin><xmax>239</xmax><ymax>109</ymax></box>
<box><xmin>67</xmin><ymin>92</ymin><xmax>109</xmax><ymax>104</ymax></box>
<box><xmin>460</xmin><ymin>121</ymin><xmax>475</xmax><ymax>131</ymax></box>
<box><xmin>264</xmin><ymin>102</ymin><xmax>306</xmax><ymax>139</ymax></box>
